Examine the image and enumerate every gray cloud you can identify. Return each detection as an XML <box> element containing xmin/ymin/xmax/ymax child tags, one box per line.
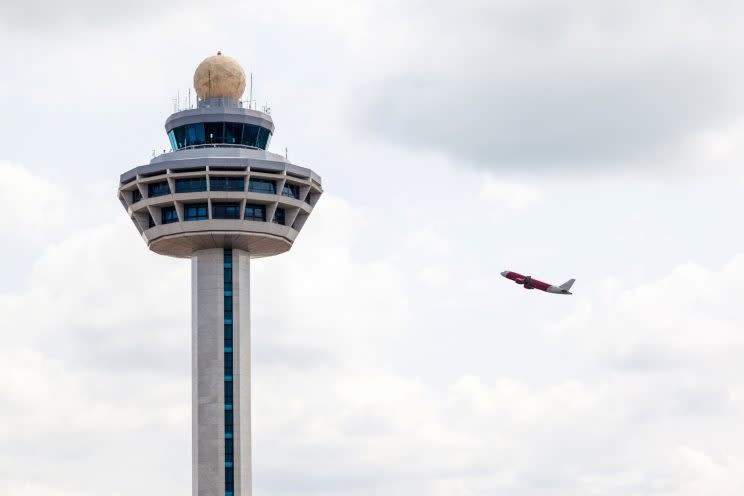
<box><xmin>0</xmin><ymin>0</ymin><xmax>187</xmax><ymax>30</ymax></box>
<box><xmin>355</xmin><ymin>0</ymin><xmax>744</xmax><ymax>171</ymax></box>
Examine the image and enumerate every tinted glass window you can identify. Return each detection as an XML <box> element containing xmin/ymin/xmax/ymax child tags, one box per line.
<box><xmin>242</xmin><ymin>125</ymin><xmax>259</xmax><ymax>147</ymax></box>
<box><xmin>175</xmin><ymin>177</ymin><xmax>207</xmax><ymax>193</ymax></box>
<box><xmin>224</xmin><ymin>122</ymin><xmax>243</xmax><ymax>144</ymax></box>
<box><xmin>184</xmin><ymin>203</ymin><xmax>208</xmax><ymax>221</ymax></box>
<box><xmin>148</xmin><ymin>181</ymin><xmax>170</xmax><ymax>197</ymax></box>
<box><xmin>257</xmin><ymin>127</ymin><xmax>271</xmax><ymax>149</ymax></box>
<box><xmin>169</xmin><ymin>123</ymin><xmax>270</xmax><ymax>149</ymax></box>
<box><xmin>224</xmin><ymin>352</ymin><xmax>233</xmax><ymax>375</ymax></box>
<box><xmin>168</xmin><ymin>130</ymin><xmax>178</xmax><ymax>151</ymax></box>
<box><xmin>213</xmin><ymin>203</ymin><xmax>241</xmax><ymax>219</ymax></box>
<box><xmin>282</xmin><ymin>184</ymin><xmax>300</xmax><ymax>199</ymax></box>
<box><xmin>205</xmin><ymin>122</ymin><xmax>224</xmax><ymax>143</ymax></box>
<box><xmin>184</xmin><ymin>123</ymin><xmax>205</xmax><ymax>146</ymax></box>
<box><xmin>148</xmin><ymin>215</ymin><xmax>155</xmax><ymax>228</ymax></box>
<box><xmin>161</xmin><ymin>206</ymin><xmax>178</xmax><ymax>224</ymax></box>
<box><xmin>132</xmin><ymin>189</ymin><xmax>142</xmax><ymax>203</ymax></box>
<box><xmin>173</xmin><ymin>126</ymin><xmax>186</xmax><ymax>148</ymax></box>
<box><xmin>210</xmin><ymin>177</ymin><xmax>244</xmax><ymax>192</ymax></box>
<box><xmin>245</xmin><ymin>204</ymin><xmax>265</xmax><ymax>221</ymax></box>
<box><xmin>249</xmin><ymin>179</ymin><xmax>275</xmax><ymax>194</ymax></box>
<box><xmin>273</xmin><ymin>208</ymin><xmax>285</xmax><ymax>225</ymax></box>
<box><xmin>224</xmin><ymin>322</ymin><xmax>233</xmax><ymax>349</ymax></box>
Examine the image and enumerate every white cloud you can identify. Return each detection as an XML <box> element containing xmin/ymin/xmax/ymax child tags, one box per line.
<box><xmin>552</xmin><ymin>257</ymin><xmax>744</xmax><ymax>372</ymax></box>
<box><xmin>478</xmin><ymin>176</ymin><xmax>543</xmax><ymax>212</ymax></box>
<box><xmin>252</xmin><ymin>195</ymin><xmax>410</xmax><ymax>367</ymax></box>
<box><xmin>417</xmin><ymin>265</ymin><xmax>450</xmax><ymax>287</ymax></box>
<box><xmin>0</xmin><ymin>161</ymin><xmax>68</xmax><ymax>240</ymax></box>
<box><xmin>0</xmin><ymin>162</ymin><xmax>744</xmax><ymax>496</ymax></box>
<box><xmin>1</xmin><ymin>3</ymin><xmax>744</xmax><ymax>492</ymax></box>
<box><xmin>0</xmin><ymin>0</ymin><xmax>191</xmax><ymax>29</ymax></box>
<box><xmin>0</xmin><ymin>181</ymin><xmax>412</xmax><ymax>495</ymax></box>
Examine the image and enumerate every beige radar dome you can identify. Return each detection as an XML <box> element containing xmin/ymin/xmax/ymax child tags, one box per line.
<box><xmin>193</xmin><ymin>51</ymin><xmax>246</xmax><ymax>100</ymax></box>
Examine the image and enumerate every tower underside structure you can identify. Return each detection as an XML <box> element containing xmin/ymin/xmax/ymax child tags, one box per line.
<box><xmin>117</xmin><ymin>53</ymin><xmax>322</xmax><ymax>496</ymax></box>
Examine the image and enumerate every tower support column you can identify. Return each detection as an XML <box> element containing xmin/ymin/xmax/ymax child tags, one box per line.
<box><xmin>192</xmin><ymin>248</ymin><xmax>251</xmax><ymax>496</ymax></box>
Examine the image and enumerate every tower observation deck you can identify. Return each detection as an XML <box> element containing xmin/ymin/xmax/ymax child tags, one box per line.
<box><xmin>117</xmin><ymin>52</ymin><xmax>322</xmax><ymax>496</ymax></box>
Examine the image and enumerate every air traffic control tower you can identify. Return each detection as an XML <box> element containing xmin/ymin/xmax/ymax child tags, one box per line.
<box><xmin>117</xmin><ymin>53</ymin><xmax>322</xmax><ymax>496</ymax></box>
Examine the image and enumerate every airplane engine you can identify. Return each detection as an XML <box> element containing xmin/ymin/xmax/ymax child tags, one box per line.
<box><xmin>524</xmin><ymin>285</ymin><xmax>534</xmax><ymax>290</ymax></box>
<box><xmin>515</xmin><ymin>279</ymin><xmax>523</xmax><ymax>284</ymax></box>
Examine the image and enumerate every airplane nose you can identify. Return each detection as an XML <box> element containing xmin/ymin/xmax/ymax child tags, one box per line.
<box><xmin>500</xmin><ymin>271</ymin><xmax>509</xmax><ymax>277</ymax></box>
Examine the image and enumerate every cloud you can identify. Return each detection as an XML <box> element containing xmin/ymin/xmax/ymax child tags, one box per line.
<box><xmin>0</xmin><ymin>178</ymin><xmax>413</xmax><ymax>495</ymax></box>
<box><xmin>478</xmin><ymin>176</ymin><xmax>542</xmax><ymax>211</ymax></box>
<box><xmin>0</xmin><ymin>0</ymin><xmax>187</xmax><ymax>30</ymax></box>
<box><xmin>0</xmin><ymin>161</ymin><xmax>69</xmax><ymax>240</ymax></box>
<box><xmin>253</xmin><ymin>364</ymin><xmax>744</xmax><ymax>495</ymax></box>
<box><xmin>0</xmin><ymin>165</ymin><xmax>744</xmax><ymax>495</ymax></box>
<box><xmin>247</xmin><ymin>254</ymin><xmax>744</xmax><ymax>495</ymax></box>
<box><xmin>552</xmin><ymin>257</ymin><xmax>744</xmax><ymax>372</ymax></box>
<box><xmin>352</xmin><ymin>0</ymin><xmax>744</xmax><ymax>172</ymax></box>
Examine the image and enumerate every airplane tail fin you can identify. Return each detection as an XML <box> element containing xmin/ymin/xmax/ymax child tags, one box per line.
<box><xmin>559</xmin><ymin>279</ymin><xmax>575</xmax><ymax>291</ymax></box>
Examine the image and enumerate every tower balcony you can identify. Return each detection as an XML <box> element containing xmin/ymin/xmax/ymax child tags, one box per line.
<box><xmin>118</xmin><ymin>147</ymin><xmax>322</xmax><ymax>259</ymax></box>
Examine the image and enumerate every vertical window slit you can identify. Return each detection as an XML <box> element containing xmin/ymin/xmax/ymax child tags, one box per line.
<box><xmin>223</xmin><ymin>248</ymin><xmax>234</xmax><ymax>496</ymax></box>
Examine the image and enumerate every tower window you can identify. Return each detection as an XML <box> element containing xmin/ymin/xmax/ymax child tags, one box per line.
<box><xmin>205</xmin><ymin>122</ymin><xmax>224</xmax><ymax>144</ymax></box>
<box><xmin>242</xmin><ymin>124</ymin><xmax>259</xmax><ymax>147</ymax></box>
<box><xmin>224</xmin><ymin>353</ymin><xmax>233</xmax><ymax>375</ymax></box>
<box><xmin>224</xmin><ymin>410</ymin><xmax>233</xmax><ymax>432</ymax></box>
<box><xmin>184</xmin><ymin>203</ymin><xmax>208</xmax><ymax>221</ymax></box>
<box><xmin>272</xmin><ymin>208</ymin><xmax>285</xmax><ymax>225</ymax></box>
<box><xmin>148</xmin><ymin>181</ymin><xmax>170</xmax><ymax>198</ymax></box>
<box><xmin>282</xmin><ymin>184</ymin><xmax>300</xmax><ymax>199</ymax></box>
<box><xmin>185</xmin><ymin>123</ymin><xmax>205</xmax><ymax>146</ymax></box>
<box><xmin>245</xmin><ymin>204</ymin><xmax>265</xmax><ymax>221</ymax></box>
<box><xmin>175</xmin><ymin>177</ymin><xmax>207</xmax><ymax>193</ymax></box>
<box><xmin>224</xmin><ymin>122</ymin><xmax>243</xmax><ymax>144</ymax></box>
<box><xmin>161</xmin><ymin>206</ymin><xmax>178</xmax><ymax>224</ymax></box>
<box><xmin>168</xmin><ymin>130</ymin><xmax>178</xmax><ymax>151</ymax></box>
<box><xmin>168</xmin><ymin>123</ymin><xmax>271</xmax><ymax>150</ymax></box>
<box><xmin>132</xmin><ymin>189</ymin><xmax>142</xmax><ymax>203</ymax></box>
<box><xmin>223</xmin><ymin>247</ymin><xmax>235</xmax><ymax>495</ymax></box>
<box><xmin>224</xmin><ymin>324</ymin><xmax>233</xmax><ymax>350</ymax></box>
<box><xmin>257</xmin><ymin>127</ymin><xmax>271</xmax><ymax>149</ymax></box>
<box><xmin>210</xmin><ymin>177</ymin><xmax>244</xmax><ymax>192</ymax></box>
<box><xmin>213</xmin><ymin>203</ymin><xmax>241</xmax><ymax>219</ymax></box>
<box><xmin>248</xmin><ymin>179</ymin><xmax>275</xmax><ymax>194</ymax></box>
<box><xmin>225</xmin><ymin>468</ymin><xmax>234</xmax><ymax>493</ymax></box>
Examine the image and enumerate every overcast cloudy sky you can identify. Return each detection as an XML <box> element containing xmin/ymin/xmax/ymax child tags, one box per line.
<box><xmin>3</xmin><ymin>1</ymin><xmax>744</xmax><ymax>495</ymax></box>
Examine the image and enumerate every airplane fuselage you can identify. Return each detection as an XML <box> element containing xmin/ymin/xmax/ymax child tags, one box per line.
<box><xmin>500</xmin><ymin>271</ymin><xmax>574</xmax><ymax>295</ymax></box>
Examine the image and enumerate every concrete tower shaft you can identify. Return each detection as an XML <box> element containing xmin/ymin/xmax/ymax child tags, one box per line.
<box><xmin>117</xmin><ymin>53</ymin><xmax>322</xmax><ymax>496</ymax></box>
<box><xmin>192</xmin><ymin>248</ymin><xmax>251</xmax><ymax>496</ymax></box>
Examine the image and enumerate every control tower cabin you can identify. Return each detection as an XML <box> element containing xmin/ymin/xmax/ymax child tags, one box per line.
<box><xmin>117</xmin><ymin>53</ymin><xmax>322</xmax><ymax>496</ymax></box>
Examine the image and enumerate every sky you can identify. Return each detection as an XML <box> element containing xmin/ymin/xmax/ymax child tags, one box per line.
<box><xmin>2</xmin><ymin>1</ymin><xmax>744</xmax><ymax>494</ymax></box>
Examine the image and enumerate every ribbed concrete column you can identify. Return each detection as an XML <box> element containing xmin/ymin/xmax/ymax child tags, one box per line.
<box><xmin>192</xmin><ymin>248</ymin><xmax>251</xmax><ymax>496</ymax></box>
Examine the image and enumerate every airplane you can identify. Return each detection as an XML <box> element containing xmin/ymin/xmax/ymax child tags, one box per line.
<box><xmin>500</xmin><ymin>271</ymin><xmax>575</xmax><ymax>295</ymax></box>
